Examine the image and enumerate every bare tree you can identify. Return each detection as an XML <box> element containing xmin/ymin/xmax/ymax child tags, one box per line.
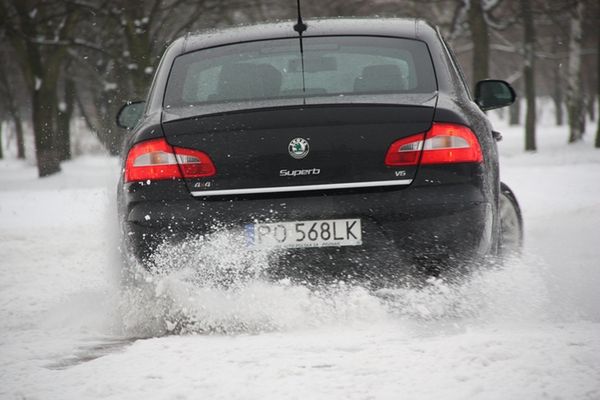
<box><xmin>521</xmin><ymin>0</ymin><xmax>536</xmax><ymax>151</ymax></box>
<box><xmin>551</xmin><ymin>37</ymin><xmax>564</xmax><ymax>126</ymax></box>
<box><xmin>57</xmin><ymin>68</ymin><xmax>75</xmax><ymax>161</ymax></box>
<box><xmin>596</xmin><ymin>2</ymin><xmax>600</xmax><ymax>148</ymax></box>
<box><xmin>0</xmin><ymin>1</ymin><xmax>80</xmax><ymax>176</ymax></box>
<box><xmin>0</xmin><ymin>57</ymin><xmax>26</xmax><ymax>159</ymax></box>
<box><xmin>566</xmin><ymin>0</ymin><xmax>585</xmax><ymax>143</ymax></box>
<box><xmin>467</xmin><ymin>0</ymin><xmax>490</xmax><ymax>87</ymax></box>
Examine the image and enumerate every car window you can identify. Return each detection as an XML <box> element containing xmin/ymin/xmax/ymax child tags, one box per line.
<box><xmin>165</xmin><ymin>36</ymin><xmax>436</xmax><ymax>108</ymax></box>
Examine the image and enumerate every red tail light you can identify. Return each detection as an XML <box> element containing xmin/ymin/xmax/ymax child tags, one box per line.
<box><xmin>124</xmin><ymin>138</ymin><xmax>216</xmax><ymax>183</ymax></box>
<box><xmin>385</xmin><ymin>123</ymin><xmax>483</xmax><ymax>166</ymax></box>
<box><xmin>384</xmin><ymin>133</ymin><xmax>426</xmax><ymax>166</ymax></box>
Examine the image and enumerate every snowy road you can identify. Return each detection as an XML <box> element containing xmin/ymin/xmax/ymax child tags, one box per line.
<box><xmin>1</xmin><ymin>117</ymin><xmax>600</xmax><ymax>399</ymax></box>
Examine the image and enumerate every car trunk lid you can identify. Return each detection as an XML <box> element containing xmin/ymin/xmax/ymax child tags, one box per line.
<box><xmin>162</xmin><ymin>96</ymin><xmax>436</xmax><ymax>197</ymax></box>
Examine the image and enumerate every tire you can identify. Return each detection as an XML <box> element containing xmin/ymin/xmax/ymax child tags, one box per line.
<box><xmin>498</xmin><ymin>182</ymin><xmax>523</xmax><ymax>257</ymax></box>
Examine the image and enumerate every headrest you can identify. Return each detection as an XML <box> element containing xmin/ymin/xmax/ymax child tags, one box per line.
<box><xmin>216</xmin><ymin>63</ymin><xmax>282</xmax><ymax>101</ymax></box>
<box><xmin>354</xmin><ymin>64</ymin><xmax>407</xmax><ymax>93</ymax></box>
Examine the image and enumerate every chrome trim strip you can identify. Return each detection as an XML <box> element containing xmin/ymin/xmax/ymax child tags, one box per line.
<box><xmin>191</xmin><ymin>179</ymin><xmax>413</xmax><ymax>197</ymax></box>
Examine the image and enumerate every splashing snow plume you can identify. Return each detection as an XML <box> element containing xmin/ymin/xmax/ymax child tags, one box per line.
<box><xmin>115</xmin><ymin>230</ymin><xmax>555</xmax><ymax>338</ymax></box>
<box><xmin>118</xmin><ymin>230</ymin><xmax>385</xmax><ymax>336</ymax></box>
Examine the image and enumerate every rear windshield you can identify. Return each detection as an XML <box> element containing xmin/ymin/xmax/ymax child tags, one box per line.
<box><xmin>164</xmin><ymin>36</ymin><xmax>436</xmax><ymax>108</ymax></box>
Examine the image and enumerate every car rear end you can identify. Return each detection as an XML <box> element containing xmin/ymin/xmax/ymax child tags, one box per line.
<box><xmin>120</xmin><ymin>27</ymin><xmax>495</xmax><ymax>280</ymax></box>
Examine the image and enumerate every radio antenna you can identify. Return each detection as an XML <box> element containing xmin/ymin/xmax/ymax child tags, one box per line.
<box><xmin>293</xmin><ymin>0</ymin><xmax>307</xmax><ymax>33</ymax></box>
<box><xmin>293</xmin><ymin>0</ymin><xmax>307</xmax><ymax>102</ymax></box>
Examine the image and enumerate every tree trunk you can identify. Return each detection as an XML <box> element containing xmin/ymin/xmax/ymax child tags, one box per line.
<box><xmin>0</xmin><ymin>122</ymin><xmax>3</xmax><ymax>159</ymax></box>
<box><xmin>522</xmin><ymin>0</ymin><xmax>536</xmax><ymax>151</ymax></box>
<box><xmin>100</xmin><ymin>88</ymin><xmax>126</xmax><ymax>156</ymax></box>
<box><xmin>552</xmin><ymin>40</ymin><xmax>564</xmax><ymax>126</ymax></box>
<box><xmin>4</xmin><ymin>105</ymin><xmax>26</xmax><ymax>159</ymax></box>
<box><xmin>123</xmin><ymin>2</ymin><xmax>154</xmax><ymax>99</ymax></box>
<box><xmin>509</xmin><ymin>92</ymin><xmax>520</xmax><ymax>125</ymax></box>
<box><xmin>596</xmin><ymin>3</ymin><xmax>600</xmax><ymax>149</ymax></box>
<box><xmin>31</xmin><ymin>65</ymin><xmax>62</xmax><ymax>176</ymax></box>
<box><xmin>14</xmin><ymin>114</ymin><xmax>25</xmax><ymax>159</ymax></box>
<box><xmin>57</xmin><ymin>77</ymin><xmax>75</xmax><ymax>161</ymax></box>
<box><xmin>56</xmin><ymin>104</ymin><xmax>70</xmax><ymax>162</ymax></box>
<box><xmin>468</xmin><ymin>0</ymin><xmax>489</xmax><ymax>89</ymax></box>
<box><xmin>0</xmin><ymin>60</ymin><xmax>25</xmax><ymax>159</ymax></box>
<box><xmin>553</xmin><ymin>82</ymin><xmax>564</xmax><ymax>126</ymax></box>
<box><xmin>32</xmin><ymin>83</ymin><xmax>61</xmax><ymax>177</ymax></box>
<box><xmin>567</xmin><ymin>1</ymin><xmax>585</xmax><ymax>143</ymax></box>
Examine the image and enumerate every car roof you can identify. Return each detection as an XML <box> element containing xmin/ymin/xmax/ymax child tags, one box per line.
<box><xmin>180</xmin><ymin>18</ymin><xmax>435</xmax><ymax>54</ymax></box>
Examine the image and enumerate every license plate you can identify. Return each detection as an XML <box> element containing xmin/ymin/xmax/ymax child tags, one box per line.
<box><xmin>246</xmin><ymin>218</ymin><xmax>362</xmax><ymax>249</ymax></box>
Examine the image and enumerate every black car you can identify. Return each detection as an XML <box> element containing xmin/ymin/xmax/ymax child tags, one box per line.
<box><xmin>117</xmin><ymin>18</ymin><xmax>522</xmax><ymax>282</ymax></box>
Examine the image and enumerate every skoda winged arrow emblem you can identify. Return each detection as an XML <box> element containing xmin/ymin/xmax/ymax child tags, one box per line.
<box><xmin>288</xmin><ymin>137</ymin><xmax>310</xmax><ymax>159</ymax></box>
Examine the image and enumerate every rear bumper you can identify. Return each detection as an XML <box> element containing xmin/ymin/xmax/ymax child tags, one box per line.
<box><xmin>122</xmin><ymin>180</ymin><xmax>494</xmax><ymax>274</ymax></box>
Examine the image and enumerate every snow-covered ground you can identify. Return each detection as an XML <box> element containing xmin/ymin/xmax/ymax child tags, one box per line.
<box><xmin>1</xmin><ymin>114</ymin><xmax>599</xmax><ymax>399</ymax></box>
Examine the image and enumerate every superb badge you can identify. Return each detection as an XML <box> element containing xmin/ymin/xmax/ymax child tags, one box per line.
<box><xmin>288</xmin><ymin>138</ymin><xmax>310</xmax><ymax>159</ymax></box>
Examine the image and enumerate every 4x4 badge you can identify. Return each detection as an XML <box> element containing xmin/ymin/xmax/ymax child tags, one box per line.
<box><xmin>288</xmin><ymin>138</ymin><xmax>310</xmax><ymax>159</ymax></box>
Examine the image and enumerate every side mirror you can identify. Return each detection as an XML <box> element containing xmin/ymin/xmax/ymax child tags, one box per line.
<box><xmin>116</xmin><ymin>101</ymin><xmax>146</xmax><ymax>129</ymax></box>
<box><xmin>474</xmin><ymin>80</ymin><xmax>516</xmax><ymax>111</ymax></box>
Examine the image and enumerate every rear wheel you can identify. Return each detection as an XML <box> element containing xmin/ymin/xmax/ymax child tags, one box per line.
<box><xmin>498</xmin><ymin>182</ymin><xmax>523</xmax><ymax>257</ymax></box>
